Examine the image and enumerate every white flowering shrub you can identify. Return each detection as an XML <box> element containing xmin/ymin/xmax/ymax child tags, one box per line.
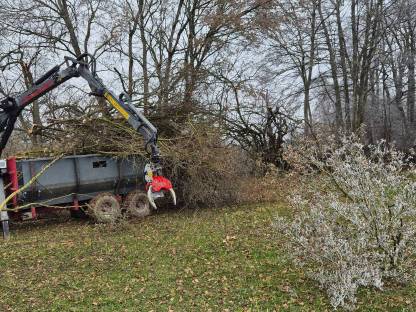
<box><xmin>276</xmin><ymin>136</ymin><xmax>416</xmax><ymax>310</ymax></box>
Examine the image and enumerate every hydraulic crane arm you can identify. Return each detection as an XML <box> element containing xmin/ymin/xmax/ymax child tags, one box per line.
<box><xmin>0</xmin><ymin>54</ymin><xmax>175</xmax><ymax>209</ymax></box>
<box><xmin>0</xmin><ymin>62</ymin><xmax>79</xmax><ymax>152</ymax></box>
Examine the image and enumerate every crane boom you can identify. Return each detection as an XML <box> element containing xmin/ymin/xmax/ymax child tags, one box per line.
<box><xmin>0</xmin><ymin>54</ymin><xmax>175</xmax><ymax>209</ymax></box>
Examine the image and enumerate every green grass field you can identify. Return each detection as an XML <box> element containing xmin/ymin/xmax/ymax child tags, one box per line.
<box><xmin>0</xmin><ymin>204</ymin><xmax>415</xmax><ymax>311</ymax></box>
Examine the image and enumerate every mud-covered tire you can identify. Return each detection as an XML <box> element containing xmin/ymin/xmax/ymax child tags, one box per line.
<box><xmin>123</xmin><ymin>190</ymin><xmax>151</xmax><ymax>218</ymax></box>
<box><xmin>88</xmin><ymin>193</ymin><xmax>121</xmax><ymax>223</ymax></box>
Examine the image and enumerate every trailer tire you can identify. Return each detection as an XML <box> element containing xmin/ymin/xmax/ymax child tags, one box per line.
<box><xmin>123</xmin><ymin>190</ymin><xmax>151</xmax><ymax>218</ymax></box>
<box><xmin>88</xmin><ymin>193</ymin><xmax>121</xmax><ymax>223</ymax></box>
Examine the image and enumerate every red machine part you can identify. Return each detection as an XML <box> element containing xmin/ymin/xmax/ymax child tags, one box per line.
<box><xmin>21</xmin><ymin>79</ymin><xmax>55</xmax><ymax>105</ymax></box>
<box><xmin>31</xmin><ymin>207</ymin><xmax>37</xmax><ymax>219</ymax></box>
<box><xmin>6</xmin><ymin>157</ymin><xmax>18</xmax><ymax>207</ymax></box>
<box><xmin>146</xmin><ymin>175</ymin><xmax>176</xmax><ymax>209</ymax></box>
<box><xmin>146</xmin><ymin>176</ymin><xmax>173</xmax><ymax>192</ymax></box>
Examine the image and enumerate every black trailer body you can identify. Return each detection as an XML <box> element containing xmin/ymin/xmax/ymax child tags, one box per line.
<box><xmin>0</xmin><ymin>154</ymin><xmax>147</xmax><ymax>238</ymax></box>
<box><xmin>16</xmin><ymin>154</ymin><xmax>145</xmax><ymax>205</ymax></box>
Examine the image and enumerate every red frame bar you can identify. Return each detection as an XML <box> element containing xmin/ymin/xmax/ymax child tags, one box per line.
<box><xmin>31</xmin><ymin>207</ymin><xmax>37</xmax><ymax>219</ymax></box>
<box><xmin>20</xmin><ymin>79</ymin><xmax>55</xmax><ymax>106</ymax></box>
<box><xmin>6</xmin><ymin>157</ymin><xmax>19</xmax><ymax>207</ymax></box>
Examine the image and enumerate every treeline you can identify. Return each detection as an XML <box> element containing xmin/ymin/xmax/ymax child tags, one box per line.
<box><xmin>264</xmin><ymin>0</ymin><xmax>416</xmax><ymax>147</ymax></box>
<box><xmin>0</xmin><ymin>0</ymin><xmax>415</xmax><ymax>165</ymax></box>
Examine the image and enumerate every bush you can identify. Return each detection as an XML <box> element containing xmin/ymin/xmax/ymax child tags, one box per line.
<box><xmin>276</xmin><ymin>136</ymin><xmax>416</xmax><ymax>310</ymax></box>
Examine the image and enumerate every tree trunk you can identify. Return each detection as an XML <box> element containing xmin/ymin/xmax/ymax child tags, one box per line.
<box><xmin>351</xmin><ymin>0</ymin><xmax>359</xmax><ymax>130</ymax></box>
<box><xmin>138</xmin><ymin>0</ymin><xmax>150</xmax><ymax>114</ymax></box>
<box><xmin>318</xmin><ymin>1</ymin><xmax>344</xmax><ymax>134</ymax></box>
<box><xmin>406</xmin><ymin>23</ymin><xmax>415</xmax><ymax>130</ymax></box>
<box><xmin>336</xmin><ymin>0</ymin><xmax>352</xmax><ymax>133</ymax></box>
<box><xmin>58</xmin><ymin>0</ymin><xmax>82</xmax><ymax>56</ymax></box>
<box><xmin>304</xmin><ymin>1</ymin><xmax>317</xmax><ymax>136</ymax></box>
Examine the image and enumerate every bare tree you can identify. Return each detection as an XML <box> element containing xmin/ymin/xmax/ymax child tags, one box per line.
<box><xmin>262</xmin><ymin>0</ymin><xmax>319</xmax><ymax>136</ymax></box>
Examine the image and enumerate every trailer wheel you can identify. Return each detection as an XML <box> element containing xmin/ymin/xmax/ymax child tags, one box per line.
<box><xmin>123</xmin><ymin>190</ymin><xmax>151</xmax><ymax>218</ymax></box>
<box><xmin>88</xmin><ymin>193</ymin><xmax>121</xmax><ymax>223</ymax></box>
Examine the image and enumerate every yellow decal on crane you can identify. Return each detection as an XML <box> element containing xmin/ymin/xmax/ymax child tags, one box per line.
<box><xmin>104</xmin><ymin>92</ymin><xmax>130</xmax><ymax>120</ymax></box>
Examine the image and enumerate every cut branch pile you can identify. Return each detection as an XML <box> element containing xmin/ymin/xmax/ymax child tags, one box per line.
<box><xmin>11</xmin><ymin>117</ymin><xmax>251</xmax><ymax>208</ymax></box>
<box><xmin>13</xmin><ymin>117</ymin><xmax>147</xmax><ymax>159</ymax></box>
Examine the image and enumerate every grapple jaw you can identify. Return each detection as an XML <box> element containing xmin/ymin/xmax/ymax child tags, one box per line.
<box><xmin>144</xmin><ymin>163</ymin><xmax>176</xmax><ymax>209</ymax></box>
<box><xmin>146</xmin><ymin>176</ymin><xmax>176</xmax><ymax>209</ymax></box>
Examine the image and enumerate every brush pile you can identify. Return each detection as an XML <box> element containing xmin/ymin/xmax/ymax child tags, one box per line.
<box><xmin>10</xmin><ymin>116</ymin><xmax>252</xmax><ymax>208</ymax></box>
<box><xmin>13</xmin><ymin>117</ymin><xmax>146</xmax><ymax>159</ymax></box>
